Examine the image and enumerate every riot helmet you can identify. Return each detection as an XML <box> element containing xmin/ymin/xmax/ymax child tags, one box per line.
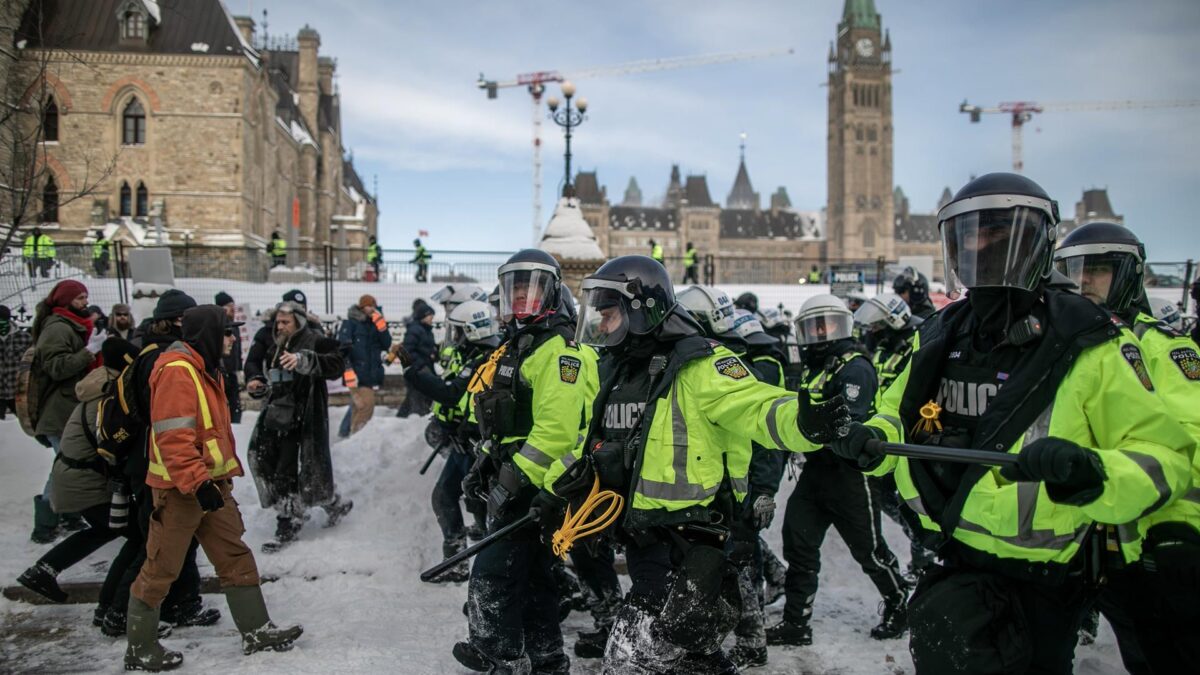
<box><xmin>854</xmin><ymin>293</ymin><xmax>913</xmax><ymax>334</ymax></box>
<box><xmin>431</xmin><ymin>284</ymin><xmax>489</xmax><ymax>311</ymax></box>
<box><xmin>734</xmin><ymin>292</ymin><xmax>759</xmax><ymax>314</ymax></box>
<box><xmin>497</xmin><ymin>249</ymin><xmax>561</xmax><ymax>324</ymax></box>
<box><xmin>794</xmin><ymin>294</ymin><xmax>854</xmax><ymax>345</ymax></box>
<box><xmin>757</xmin><ymin>306</ymin><xmax>793</xmax><ymax>341</ymax></box>
<box><xmin>730</xmin><ymin>308</ymin><xmax>779</xmax><ymax>347</ymax></box>
<box><xmin>576</xmin><ymin>255</ymin><xmax>675</xmax><ymax>348</ymax></box>
<box><xmin>1149</xmin><ymin>297</ymin><xmax>1183</xmax><ymax>330</ymax></box>
<box><xmin>677</xmin><ymin>285</ymin><xmax>737</xmax><ymax>336</ymax></box>
<box><xmin>937</xmin><ymin>172</ymin><xmax>1059</xmax><ymax>296</ymax></box>
<box><xmin>446</xmin><ymin>299</ymin><xmax>500</xmax><ymax>346</ymax></box>
<box><xmin>891</xmin><ymin>269</ymin><xmax>929</xmax><ymax>306</ymax></box>
<box><xmin>1052</xmin><ymin>221</ymin><xmax>1145</xmax><ymax>313</ymax></box>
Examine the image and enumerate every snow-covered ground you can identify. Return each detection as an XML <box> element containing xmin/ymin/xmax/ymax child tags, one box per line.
<box><xmin>0</xmin><ymin>409</ymin><xmax>1128</xmax><ymax>674</ymax></box>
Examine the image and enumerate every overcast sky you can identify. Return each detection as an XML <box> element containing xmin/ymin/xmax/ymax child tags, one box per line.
<box><xmin>239</xmin><ymin>0</ymin><xmax>1200</xmax><ymax>262</ymax></box>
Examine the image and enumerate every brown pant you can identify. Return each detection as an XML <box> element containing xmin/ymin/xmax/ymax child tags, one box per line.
<box><xmin>132</xmin><ymin>481</ymin><xmax>260</xmax><ymax>608</ymax></box>
<box><xmin>350</xmin><ymin>386</ymin><xmax>376</xmax><ymax>435</ymax></box>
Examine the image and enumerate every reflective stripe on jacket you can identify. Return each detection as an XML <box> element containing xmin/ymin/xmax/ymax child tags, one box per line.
<box><xmin>683</xmin><ymin>249</ymin><xmax>696</xmax><ymax>267</ymax></box>
<box><xmin>23</xmin><ymin>234</ymin><xmax>56</xmax><ymax>258</ymax></box>
<box><xmin>271</xmin><ymin>238</ymin><xmax>287</xmax><ymax>256</ymax></box>
<box><xmin>865</xmin><ymin>328</ymin><xmax>1194</xmax><ymax>566</ymax></box>
<box><xmin>147</xmin><ymin>342</ymin><xmax>242</xmax><ymax>493</ymax></box>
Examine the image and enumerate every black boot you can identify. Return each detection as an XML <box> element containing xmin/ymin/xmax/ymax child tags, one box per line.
<box><xmin>322</xmin><ymin>495</ymin><xmax>354</xmax><ymax>528</ymax></box>
<box><xmin>727</xmin><ymin>644</ymin><xmax>768</xmax><ymax>668</ymax></box>
<box><xmin>261</xmin><ymin>516</ymin><xmax>301</xmax><ymax>554</ymax></box>
<box><xmin>573</xmin><ymin>626</ymin><xmax>609</xmax><ymax>659</ymax></box>
<box><xmin>870</xmin><ymin>599</ymin><xmax>908</xmax><ymax>640</ymax></box>
<box><xmin>452</xmin><ymin>641</ymin><xmax>492</xmax><ymax>672</ymax></box>
<box><xmin>17</xmin><ymin>561</ymin><xmax>66</xmax><ymax>603</ymax></box>
<box><xmin>431</xmin><ymin>537</ymin><xmax>470</xmax><ymax>583</ymax></box>
<box><xmin>766</xmin><ymin>619</ymin><xmax>813</xmax><ymax>646</ymax></box>
<box><xmin>59</xmin><ymin>512</ymin><xmax>88</xmax><ymax>532</ymax></box>
<box><xmin>160</xmin><ymin>598</ymin><xmax>221</xmax><ymax>628</ymax></box>
<box><xmin>30</xmin><ymin>495</ymin><xmax>58</xmax><ymax>544</ymax></box>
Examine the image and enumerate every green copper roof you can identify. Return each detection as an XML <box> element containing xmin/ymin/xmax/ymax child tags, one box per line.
<box><xmin>841</xmin><ymin>0</ymin><xmax>880</xmax><ymax>30</ymax></box>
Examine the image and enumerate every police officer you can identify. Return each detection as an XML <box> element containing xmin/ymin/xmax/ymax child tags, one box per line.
<box><xmin>366</xmin><ymin>235</ymin><xmax>382</xmax><ymax>281</ymax></box>
<box><xmin>268</xmin><ymin>231</ymin><xmax>287</xmax><ymax>268</ymax></box>
<box><xmin>649</xmin><ymin>239</ymin><xmax>664</xmax><ymax>265</ymax></box>
<box><xmin>682</xmin><ymin>242</ymin><xmax>699</xmax><ymax>284</ymax></box>
<box><xmin>411</xmin><ymin>239</ymin><xmax>431</xmax><ymax>282</ymax></box>
<box><xmin>854</xmin><ymin>293</ymin><xmax>937</xmax><ymax>578</ymax></box>
<box><xmin>892</xmin><ymin>267</ymin><xmax>936</xmax><ymax>319</ymax></box>
<box><xmin>830</xmin><ymin>173</ymin><xmax>1194</xmax><ymax>675</ymax></box>
<box><xmin>430</xmin><ymin>284</ymin><xmax>489</xmax><ymax>370</ymax></box>
<box><xmin>766</xmin><ymin>294</ymin><xmax>908</xmax><ymax>647</ymax></box>
<box><xmin>538</xmin><ymin>256</ymin><xmax>850</xmax><ymax>674</ymax></box>
<box><xmin>1053</xmin><ymin>221</ymin><xmax>1200</xmax><ymax>674</ymax></box>
<box><xmin>405</xmin><ymin>300</ymin><xmax>500</xmax><ymax>582</ymax></box>
<box><xmin>452</xmin><ymin>249</ymin><xmax>599</xmax><ymax>675</ymax></box>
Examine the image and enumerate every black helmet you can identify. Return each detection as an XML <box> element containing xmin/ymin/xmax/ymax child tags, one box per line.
<box><xmin>497</xmin><ymin>249</ymin><xmax>561</xmax><ymax>324</ymax></box>
<box><xmin>892</xmin><ymin>267</ymin><xmax>930</xmax><ymax>305</ymax></box>
<box><xmin>938</xmin><ymin>172</ymin><xmax>1060</xmax><ymax>295</ymax></box>
<box><xmin>576</xmin><ymin>255</ymin><xmax>675</xmax><ymax>347</ymax></box>
<box><xmin>1052</xmin><ymin>221</ymin><xmax>1145</xmax><ymax>312</ymax></box>
<box><xmin>733</xmin><ymin>292</ymin><xmax>759</xmax><ymax>313</ymax></box>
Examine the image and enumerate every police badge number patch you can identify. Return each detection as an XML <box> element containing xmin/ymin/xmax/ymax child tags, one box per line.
<box><xmin>844</xmin><ymin>383</ymin><xmax>861</xmax><ymax>401</ymax></box>
<box><xmin>559</xmin><ymin>355</ymin><xmax>581</xmax><ymax>384</ymax></box>
<box><xmin>1169</xmin><ymin>347</ymin><xmax>1200</xmax><ymax>381</ymax></box>
<box><xmin>1121</xmin><ymin>343</ymin><xmax>1155</xmax><ymax>391</ymax></box>
<box><xmin>714</xmin><ymin>356</ymin><xmax>750</xmax><ymax>380</ymax></box>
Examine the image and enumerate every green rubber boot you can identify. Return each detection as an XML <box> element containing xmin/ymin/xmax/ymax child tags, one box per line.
<box><xmin>124</xmin><ymin>597</ymin><xmax>183</xmax><ymax>672</ymax></box>
<box><xmin>225</xmin><ymin>585</ymin><xmax>303</xmax><ymax>655</ymax></box>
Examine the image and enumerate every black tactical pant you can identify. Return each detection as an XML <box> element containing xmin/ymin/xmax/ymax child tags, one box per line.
<box><xmin>467</xmin><ymin>486</ymin><xmax>564</xmax><ymax>667</ymax></box>
<box><xmin>909</xmin><ymin>564</ymin><xmax>1092</xmax><ymax>675</ymax></box>
<box><xmin>781</xmin><ymin>458</ymin><xmax>906</xmax><ymax>625</ymax></box>
<box><xmin>431</xmin><ymin>450</ymin><xmax>482</xmax><ymax>542</ymax></box>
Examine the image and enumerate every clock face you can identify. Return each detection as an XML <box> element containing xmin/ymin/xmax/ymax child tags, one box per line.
<box><xmin>856</xmin><ymin>38</ymin><xmax>874</xmax><ymax>57</ymax></box>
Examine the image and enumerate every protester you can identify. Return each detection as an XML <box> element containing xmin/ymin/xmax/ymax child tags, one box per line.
<box><xmin>108</xmin><ymin>304</ymin><xmax>135</xmax><ymax>340</ymax></box>
<box><xmin>215</xmin><ymin>292</ymin><xmax>243</xmax><ymax>423</ymax></box>
<box><xmin>337</xmin><ymin>294</ymin><xmax>392</xmax><ymax>437</ymax></box>
<box><xmin>247</xmin><ymin>301</ymin><xmax>351</xmax><ymax>552</ymax></box>
<box><xmin>0</xmin><ymin>305</ymin><xmax>33</xmax><ymax>420</ymax></box>
<box><xmin>126</xmin><ymin>305</ymin><xmax>303</xmax><ymax>671</ymax></box>
<box><xmin>394</xmin><ymin>300</ymin><xmax>436</xmax><ymax>418</ymax></box>
<box><xmin>29</xmin><ymin>280</ymin><xmax>104</xmax><ymax>543</ymax></box>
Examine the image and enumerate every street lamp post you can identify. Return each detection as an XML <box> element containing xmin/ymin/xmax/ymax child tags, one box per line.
<box><xmin>547</xmin><ymin>81</ymin><xmax>588</xmax><ymax>198</ymax></box>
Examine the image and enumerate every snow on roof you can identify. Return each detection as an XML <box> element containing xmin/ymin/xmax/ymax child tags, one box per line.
<box><xmin>191</xmin><ymin>42</ymin><xmax>210</xmax><ymax>53</ymax></box>
<box><xmin>142</xmin><ymin>0</ymin><xmax>161</xmax><ymax>23</ymax></box>
<box><xmin>540</xmin><ymin>197</ymin><xmax>605</xmax><ymax>260</ymax></box>
<box><xmin>277</xmin><ymin>116</ymin><xmax>318</xmax><ymax>150</ymax></box>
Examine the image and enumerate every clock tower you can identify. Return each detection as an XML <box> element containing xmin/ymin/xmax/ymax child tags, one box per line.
<box><xmin>827</xmin><ymin>0</ymin><xmax>894</xmax><ymax>262</ymax></box>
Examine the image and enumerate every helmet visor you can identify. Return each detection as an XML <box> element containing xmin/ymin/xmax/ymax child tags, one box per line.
<box><xmin>852</xmin><ymin>302</ymin><xmax>890</xmax><ymax>333</ymax></box>
<box><xmin>576</xmin><ymin>287</ymin><xmax>630</xmax><ymax>348</ymax></box>
<box><xmin>940</xmin><ymin>206</ymin><xmax>1053</xmax><ymax>295</ymax></box>
<box><xmin>1054</xmin><ymin>252</ymin><xmax>1140</xmax><ymax>310</ymax></box>
<box><xmin>796</xmin><ymin>313</ymin><xmax>854</xmax><ymax>345</ymax></box>
<box><xmin>500</xmin><ymin>268</ymin><xmax>557</xmax><ymax>323</ymax></box>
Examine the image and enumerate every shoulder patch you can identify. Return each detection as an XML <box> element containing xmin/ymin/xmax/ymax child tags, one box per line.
<box><xmin>1169</xmin><ymin>347</ymin><xmax>1200</xmax><ymax>381</ymax></box>
<box><xmin>1121</xmin><ymin>343</ymin><xmax>1155</xmax><ymax>391</ymax></box>
<box><xmin>844</xmin><ymin>382</ymin><xmax>862</xmax><ymax>402</ymax></box>
<box><xmin>559</xmin><ymin>355</ymin><xmax>581</xmax><ymax>384</ymax></box>
<box><xmin>714</xmin><ymin>356</ymin><xmax>750</xmax><ymax>380</ymax></box>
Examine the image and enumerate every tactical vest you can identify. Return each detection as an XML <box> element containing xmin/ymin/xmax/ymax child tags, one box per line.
<box><xmin>474</xmin><ymin>318</ymin><xmax>574</xmax><ymax>446</ymax></box>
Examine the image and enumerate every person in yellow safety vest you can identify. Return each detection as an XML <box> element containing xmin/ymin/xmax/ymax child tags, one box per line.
<box><xmin>682</xmin><ymin>242</ymin><xmax>699</xmax><ymax>284</ymax></box>
<box><xmin>411</xmin><ymin>238</ymin><xmax>431</xmax><ymax>283</ymax></box>
<box><xmin>268</xmin><ymin>231</ymin><xmax>287</xmax><ymax>268</ymax></box>
<box><xmin>649</xmin><ymin>239</ymin><xmax>664</xmax><ymax>265</ymax></box>
<box><xmin>533</xmin><ymin>255</ymin><xmax>852</xmax><ymax>673</ymax></box>
<box><xmin>23</xmin><ymin>227</ymin><xmax>56</xmax><ymax>278</ymax></box>
<box><xmin>366</xmin><ymin>235</ymin><xmax>382</xmax><ymax>282</ymax></box>
<box><xmin>829</xmin><ymin>173</ymin><xmax>1194</xmax><ymax>675</ymax></box>
<box><xmin>126</xmin><ymin>305</ymin><xmax>302</xmax><ymax>672</ymax></box>
<box><xmin>451</xmin><ymin>249</ymin><xmax>599</xmax><ymax>674</ymax></box>
<box><xmin>92</xmin><ymin>230</ymin><xmax>112</xmax><ymax>278</ymax></box>
<box><xmin>807</xmin><ymin>265</ymin><xmax>821</xmax><ymax>284</ymax></box>
<box><xmin>1053</xmin><ymin>220</ymin><xmax>1200</xmax><ymax>675</ymax></box>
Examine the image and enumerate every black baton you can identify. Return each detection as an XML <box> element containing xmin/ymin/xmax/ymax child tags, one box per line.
<box><xmin>419</xmin><ymin>512</ymin><xmax>537</xmax><ymax>583</ymax></box>
<box><xmin>866</xmin><ymin>439</ymin><xmax>1019</xmax><ymax>467</ymax></box>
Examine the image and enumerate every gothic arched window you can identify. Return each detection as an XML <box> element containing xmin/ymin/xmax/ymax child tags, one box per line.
<box><xmin>41</xmin><ymin>175</ymin><xmax>58</xmax><ymax>223</ymax></box>
<box><xmin>122</xmin><ymin>98</ymin><xmax>145</xmax><ymax>145</ymax></box>
<box><xmin>43</xmin><ymin>98</ymin><xmax>58</xmax><ymax>142</ymax></box>
<box><xmin>136</xmin><ymin>182</ymin><xmax>148</xmax><ymax>217</ymax></box>
<box><xmin>119</xmin><ymin>181</ymin><xmax>132</xmax><ymax>217</ymax></box>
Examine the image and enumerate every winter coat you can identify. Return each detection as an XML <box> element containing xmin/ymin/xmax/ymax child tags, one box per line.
<box><xmin>244</xmin><ymin>306</ymin><xmax>325</xmax><ymax>384</ymax></box>
<box><xmin>402</xmin><ymin>318</ymin><xmax>437</xmax><ymax>373</ymax></box>
<box><xmin>248</xmin><ymin>325</ymin><xmax>344</xmax><ymax>508</ymax></box>
<box><xmin>147</xmin><ymin>339</ymin><xmax>243</xmax><ymax>494</ymax></box>
<box><xmin>32</xmin><ymin>313</ymin><xmax>94</xmax><ymax>437</ymax></box>
<box><xmin>0</xmin><ymin>327</ymin><xmax>33</xmax><ymax>399</ymax></box>
<box><xmin>50</xmin><ymin>366</ymin><xmax>116</xmax><ymax>513</ymax></box>
<box><xmin>338</xmin><ymin>305</ymin><xmax>392</xmax><ymax>387</ymax></box>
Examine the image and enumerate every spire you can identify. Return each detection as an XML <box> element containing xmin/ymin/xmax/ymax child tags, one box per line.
<box><xmin>664</xmin><ymin>164</ymin><xmax>684</xmax><ymax>208</ymax></box>
<box><xmin>623</xmin><ymin>177</ymin><xmax>643</xmax><ymax>206</ymax></box>
<box><xmin>828</xmin><ymin>41</ymin><xmax>836</xmax><ymax>62</ymax></box>
<box><xmin>883</xmin><ymin>28</ymin><xmax>892</xmax><ymax>51</ymax></box>
<box><xmin>739</xmin><ymin>131</ymin><xmax>746</xmax><ymax>162</ymax></box>
<box><xmin>726</xmin><ymin>138</ymin><xmax>759</xmax><ymax>211</ymax></box>
<box><xmin>839</xmin><ymin>0</ymin><xmax>880</xmax><ymax>31</ymax></box>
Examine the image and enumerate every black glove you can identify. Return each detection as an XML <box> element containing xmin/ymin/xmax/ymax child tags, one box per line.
<box><xmin>829</xmin><ymin>422</ymin><xmax>886</xmax><ymax>471</ymax></box>
<box><xmin>796</xmin><ymin>392</ymin><xmax>851</xmax><ymax>445</ymax></box>
<box><xmin>743</xmin><ymin>493</ymin><xmax>777</xmax><ymax>530</ymax></box>
<box><xmin>461</xmin><ymin>454</ymin><xmax>493</xmax><ymax>506</ymax></box>
<box><xmin>531</xmin><ymin>490</ymin><xmax>568</xmax><ymax>547</ymax></box>
<box><xmin>195</xmin><ymin>480</ymin><xmax>225</xmax><ymax>512</ymax></box>
<box><xmin>1000</xmin><ymin>437</ymin><xmax>1106</xmax><ymax>505</ymax></box>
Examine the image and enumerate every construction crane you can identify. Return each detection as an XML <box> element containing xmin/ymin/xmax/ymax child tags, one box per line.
<box><xmin>959</xmin><ymin>99</ymin><xmax>1200</xmax><ymax>173</ymax></box>
<box><xmin>479</xmin><ymin>48</ymin><xmax>796</xmax><ymax>244</ymax></box>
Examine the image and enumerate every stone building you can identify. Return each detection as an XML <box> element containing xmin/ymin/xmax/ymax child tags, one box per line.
<box><xmin>10</xmin><ymin>0</ymin><xmax>376</xmax><ymax>261</ymax></box>
<box><xmin>574</xmin><ymin>158</ymin><xmax>824</xmax><ymax>285</ymax></box>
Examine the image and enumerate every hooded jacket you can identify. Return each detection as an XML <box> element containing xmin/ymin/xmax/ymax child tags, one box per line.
<box><xmin>338</xmin><ymin>304</ymin><xmax>392</xmax><ymax>387</ymax></box>
<box><xmin>32</xmin><ymin>309</ymin><xmax>94</xmax><ymax>437</ymax></box>
<box><xmin>50</xmin><ymin>366</ymin><xmax>117</xmax><ymax>513</ymax></box>
<box><xmin>146</xmin><ymin>306</ymin><xmax>243</xmax><ymax>494</ymax></box>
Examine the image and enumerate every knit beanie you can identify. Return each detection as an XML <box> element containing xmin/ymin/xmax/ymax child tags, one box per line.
<box><xmin>153</xmin><ymin>289</ymin><xmax>197</xmax><ymax>320</ymax></box>
<box><xmin>48</xmin><ymin>280</ymin><xmax>87</xmax><ymax>308</ymax></box>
